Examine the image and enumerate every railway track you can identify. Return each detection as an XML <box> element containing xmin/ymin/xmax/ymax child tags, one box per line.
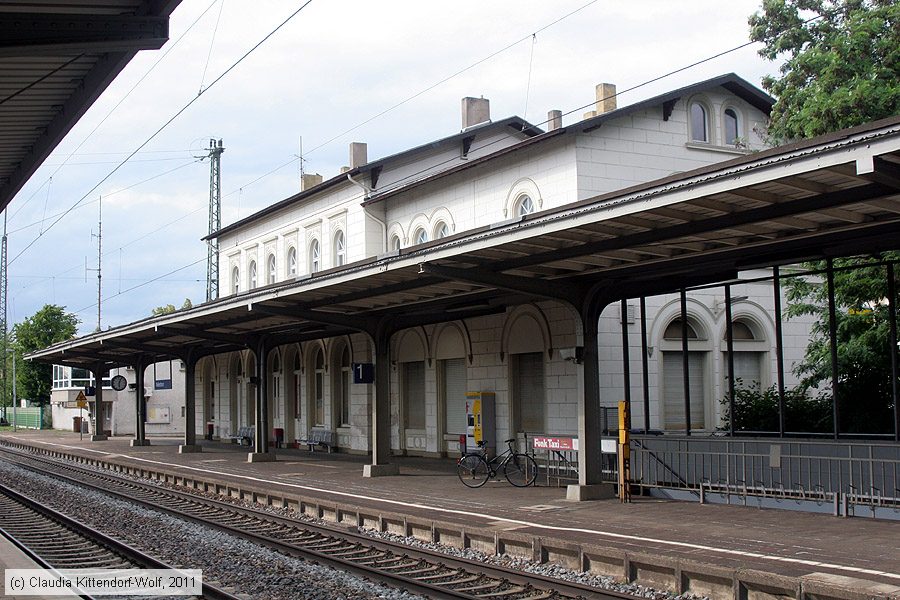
<box><xmin>0</xmin><ymin>444</ymin><xmax>637</xmax><ymax>600</ymax></box>
<box><xmin>0</xmin><ymin>481</ymin><xmax>240</xmax><ymax>600</ymax></box>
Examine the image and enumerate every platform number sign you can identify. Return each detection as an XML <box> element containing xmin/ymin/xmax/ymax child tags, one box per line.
<box><xmin>352</xmin><ymin>362</ymin><xmax>374</xmax><ymax>384</ymax></box>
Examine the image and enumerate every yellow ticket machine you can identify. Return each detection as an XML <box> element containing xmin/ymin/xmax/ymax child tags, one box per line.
<box><xmin>465</xmin><ymin>391</ymin><xmax>496</xmax><ymax>455</ymax></box>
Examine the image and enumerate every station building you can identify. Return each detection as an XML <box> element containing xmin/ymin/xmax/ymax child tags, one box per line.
<box><xmin>49</xmin><ymin>362</ymin><xmax>186</xmax><ymax>437</ymax></box>
<box><xmin>191</xmin><ymin>74</ymin><xmax>807</xmax><ymax>454</ymax></box>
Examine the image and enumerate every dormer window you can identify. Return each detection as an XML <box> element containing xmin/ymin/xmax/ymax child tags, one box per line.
<box><xmin>414</xmin><ymin>228</ymin><xmax>428</xmax><ymax>245</ymax></box>
<box><xmin>516</xmin><ymin>194</ymin><xmax>534</xmax><ymax>216</ymax></box>
<box><xmin>267</xmin><ymin>254</ymin><xmax>276</xmax><ymax>285</ymax></box>
<box><xmin>724</xmin><ymin>108</ymin><xmax>740</xmax><ymax>145</ymax></box>
<box><xmin>309</xmin><ymin>239</ymin><xmax>320</xmax><ymax>273</ymax></box>
<box><xmin>248</xmin><ymin>260</ymin><xmax>257</xmax><ymax>289</ymax></box>
<box><xmin>690</xmin><ymin>102</ymin><xmax>708</xmax><ymax>142</ymax></box>
<box><xmin>333</xmin><ymin>230</ymin><xmax>346</xmax><ymax>266</ymax></box>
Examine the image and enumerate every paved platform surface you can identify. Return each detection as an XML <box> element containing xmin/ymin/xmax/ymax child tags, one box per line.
<box><xmin>2</xmin><ymin>431</ymin><xmax>899</xmax><ymax>593</ymax></box>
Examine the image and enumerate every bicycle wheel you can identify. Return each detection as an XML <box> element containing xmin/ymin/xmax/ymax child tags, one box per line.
<box><xmin>503</xmin><ymin>453</ymin><xmax>538</xmax><ymax>487</ymax></box>
<box><xmin>457</xmin><ymin>454</ymin><xmax>490</xmax><ymax>488</ymax></box>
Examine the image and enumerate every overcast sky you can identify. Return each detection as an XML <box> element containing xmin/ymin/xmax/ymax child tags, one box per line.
<box><xmin>6</xmin><ymin>0</ymin><xmax>781</xmax><ymax>335</ymax></box>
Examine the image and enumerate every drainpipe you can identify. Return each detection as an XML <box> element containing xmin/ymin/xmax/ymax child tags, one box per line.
<box><xmin>347</xmin><ymin>173</ymin><xmax>387</xmax><ymax>254</ymax></box>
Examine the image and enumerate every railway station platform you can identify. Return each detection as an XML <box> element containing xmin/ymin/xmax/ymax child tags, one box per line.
<box><xmin>1</xmin><ymin>430</ymin><xmax>898</xmax><ymax>600</ymax></box>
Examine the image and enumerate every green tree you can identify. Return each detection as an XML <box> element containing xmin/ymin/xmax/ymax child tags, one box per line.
<box><xmin>151</xmin><ymin>298</ymin><xmax>192</xmax><ymax>316</ymax></box>
<box><xmin>12</xmin><ymin>305</ymin><xmax>79</xmax><ymax>405</ymax></box>
<box><xmin>749</xmin><ymin>0</ymin><xmax>900</xmax><ymax>143</ymax></box>
<box><xmin>719</xmin><ymin>380</ymin><xmax>833</xmax><ymax>433</ymax></box>
<box><xmin>785</xmin><ymin>253</ymin><xmax>899</xmax><ymax>434</ymax></box>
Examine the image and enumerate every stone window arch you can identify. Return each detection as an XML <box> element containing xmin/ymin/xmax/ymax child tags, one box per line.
<box><xmin>231</xmin><ymin>266</ymin><xmax>240</xmax><ymax>295</ymax></box>
<box><xmin>248</xmin><ymin>260</ymin><xmax>257</xmax><ymax>289</ymax></box>
<box><xmin>688</xmin><ymin>97</ymin><xmax>712</xmax><ymax>143</ymax></box>
<box><xmin>656</xmin><ymin>303</ymin><xmax>714</xmax><ymax>432</ymax></box>
<box><xmin>433</xmin><ymin>220</ymin><xmax>450</xmax><ymax>240</ymax></box>
<box><xmin>723</xmin><ymin>106</ymin><xmax>741</xmax><ymax>145</ymax></box>
<box><xmin>504</xmin><ymin>178</ymin><xmax>542</xmax><ymax>218</ymax></box>
<box><xmin>286</xmin><ymin>246</ymin><xmax>297</xmax><ymax>277</ymax></box>
<box><xmin>433</xmin><ymin>323</ymin><xmax>470</xmax><ymax>442</ymax></box>
<box><xmin>333</xmin><ymin>230</ymin><xmax>346</xmax><ymax>267</ymax></box>
<box><xmin>267</xmin><ymin>253</ymin><xmax>276</xmax><ymax>285</ymax></box>
<box><xmin>309</xmin><ymin>238</ymin><xmax>320</xmax><ymax>274</ymax></box>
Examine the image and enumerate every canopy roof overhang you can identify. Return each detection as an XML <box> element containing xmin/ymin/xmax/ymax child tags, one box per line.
<box><xmin>0</xmin><ymin>0</ymin><xmax>180</xmax><ymax>211</ymax></box>
<box><xmin>28</xmin><ymin>115</ymin><xmax>900</xmax><ymax>370</ymax></box>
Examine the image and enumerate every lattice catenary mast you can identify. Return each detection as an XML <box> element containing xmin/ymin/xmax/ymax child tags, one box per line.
<box><xmin>206</xmin><ymin>139</ymin><xmax>224</xmax><ymax>302</ymax></box>
<box><xmin>1</xmin><ymin>212</ymin><xmax>7</xmax><ymax>409</ymax></box>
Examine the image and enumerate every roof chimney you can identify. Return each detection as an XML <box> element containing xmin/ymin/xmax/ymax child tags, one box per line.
<box><xmin>461</xmin><ymin>97</ymin><xmax>490</xmax><ymax>130</ymax></box>
<box><xmin>349</xmin><ymin>142</ymin><xmax>367</xmax><ymax>169</ymax></box>
<box><xmin>301</xmin><ymin>173</ymin><xmax>323</xmax><ymax>191</ymax></box>
<box><xmin>595</xmin><ymin>83</ymin><xmax>617</xmax><ymax>114</ymax></box>
<box><xmin>547</xmin><ymin>110</ymin><xmax>562</xmax><ymax>131</ymax></box>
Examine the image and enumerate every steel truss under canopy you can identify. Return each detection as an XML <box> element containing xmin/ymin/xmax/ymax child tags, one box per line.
<box><xmin>27</xmin><ymin>116</ymin><xmax>900</xmax><ymax>371</ymax></box>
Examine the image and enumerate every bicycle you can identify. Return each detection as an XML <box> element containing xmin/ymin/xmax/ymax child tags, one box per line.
<box><xmin>457</xmin><ymin>438</ymin><xmax>538</xmax><ymax>488</ymax></box>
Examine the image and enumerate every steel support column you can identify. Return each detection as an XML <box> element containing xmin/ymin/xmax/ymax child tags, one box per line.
<box><xmin>724</xmin><ymin>285</ymin><xmax>735</xmax><ymax>436</ymax></box>
<box><xmin>888</xmin><ymin>263</ymin><xmax>899</xmax><ymax>442</ymax></box>
<box><xmin>364</xmin><ymin>320</ymin><xmax>399</xmax><ymax>477</ymax></box>
<box><xmin>620</xmin><ymin>299</ymin><xmax>632</xmax><ymax>415</ymax></box>
<box><xmin>566</xmin><ymin>287</ymin><xmax>614</xmax><ymax>501</ymax></box>
<box><xmin>179</xmin><ymin>351</ymin><xmax>202</xmax><ymax>453</ymax></box>
<box><xmin>680</xmin><ymin>289</ymin><xmax>691</xmax><ymax>436</ymax></box>
<box><xmin>773</xmin><ymin>267</ymin><xmax>786</xmax><ymax>436</ymax></box>
<box><xmin>90</xmin><ymin>364</ymin><xmax>107</xmax><ymax>441</ymax></box>
<box><xmin>130</xmin><ymin>357</ymin><xmax>150</xmax><ymax>447</ymax></box>
<box><xmin>249</xmin><ymin>338</ymin><xmax>274</xmax><ymax>462</ymax></box>
<box><xmin>640</xmin><ymin>297</ymin><xmax>650</xmax><ymax>432</ymax></box>
<box><xmin>826</xmin><ymin>258</ymin><xmax>840</xmax><ymax>439</ymax></box>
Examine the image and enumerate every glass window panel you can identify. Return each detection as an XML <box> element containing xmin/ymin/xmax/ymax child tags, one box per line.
<box><xmin>690</xmin><ymin>102</ymin><xmax>707</xmax><ymax>142</ymax></box>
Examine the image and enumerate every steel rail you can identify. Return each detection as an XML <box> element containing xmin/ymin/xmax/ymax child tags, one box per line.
<box><xmin>1</xmin><ymin>444</ymin><xmax>635</xmax><ymax>600</ymax></box>
<box><xmin>0</xmin><ymin>481</ymin><xmax>240</xmax><ymax>600</ymax></box>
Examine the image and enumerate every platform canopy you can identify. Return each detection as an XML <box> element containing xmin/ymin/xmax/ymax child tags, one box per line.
<box><xmin>27</xmin><ymin>116</ymin><xmax>900</xmax><ymax>369</ymax></box>
<box><xmin>0</xmin><ymin>0</ymin><xmax>181</xmax><ymax>212</ymax></box>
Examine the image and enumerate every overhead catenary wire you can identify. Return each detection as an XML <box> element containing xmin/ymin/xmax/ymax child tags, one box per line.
<box><xmin>7</xmin><ymin>1</ymin><xmax>220</xmax><ymax>222</ymax></box>
<box><xmin>73</xmin><ymin>256</ymin><xmax>207</xmax><ymax>317</ymax></box>
<box><xmin>8</xmin><ymin>0</ymin><xmax>314</xmax><ymax>266</ymax></box>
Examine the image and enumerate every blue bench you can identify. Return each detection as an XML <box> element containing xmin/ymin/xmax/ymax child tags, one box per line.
<box><xmin>229</xmin><ymin>426</ymin><xmax>254</xmax><ymax>446</ymax></box>
<box><xmin>297</xmin><ymin>429</ymin><xmax>334</xmax><ymax>453</ymax></box>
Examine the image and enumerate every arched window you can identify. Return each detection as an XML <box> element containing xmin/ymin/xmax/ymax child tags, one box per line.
<box><xmin>232</xmin><ymin>266</ymin><xmax>240</xmax><ymax>294</ymax></box>
<box><xmin>723</xmin><ymin>318</ymin><xmax>766</xmax><ymax>392</ymax></box>
<box><xmin>724</xmin><ymin>107</ymin><xmax>740</xmax><ymax>145</ymax></box>
<box><xmin>664</xmin><ymin>318</ymin><xmax>699</xmax><ymax>340</ymax></box>
<box><xmin>312</xmin><ymin>347</ymin><xmax>325</xmax><ymax>426</ymax></box>
<box><xmin>333</xmin><ymin>345</ymin><xmax>351</xmax><ymax>427</ymax></box>
<box><xmin>267</xmin><ymin>254</ymin><xmax>276</xmax><ymax>285</ymax></box>
<box><xmin>292</xmin><ymin>350</ymin><xmax>302</xmax><ymax>418</ymax></box>
<box><xmin>391</xmin><ymin>235</ymin><xmax>401</xmax><ymax>252</ymax></box>
<box><xmin>660</xmin><ymin>315</ymin><xmax>709</xmax><ymax>431</ymax></box>
<box><xmin>516</xmin><ymin>194</ymin><xmax>535</xmax><ymax>216</ymax></box>
<box><xmin>309</xmin><ymin>239</ymin><xmax>320</xmax><ymax>273</ymax></box>
<box><xmin>690</xmin><ymin>102</ymin><xmax>708</xmax><ymax>142</ymax></box>
<box><xmin>434</xmin><ymin>221</ymin><xmax>449</xmax><ymax>239</ymax></box>
<box><xmin>414</xmin><ymin>228</ymin><xmax>428</xmax><ymax>246</ymax></box>
<box><xmin>333</xmin><ymin>230</ymin><xmax>346</xmax><ymax>267</ymax></box>
<box><xmin>287</xmin><ymin>246</ymin><xmax>297</xmax><ymax>277</ymax></box>
<box><xmin>248</xmin><ymin>260</ymin><xmax>257</xmax><ymax>289</ymax></box>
